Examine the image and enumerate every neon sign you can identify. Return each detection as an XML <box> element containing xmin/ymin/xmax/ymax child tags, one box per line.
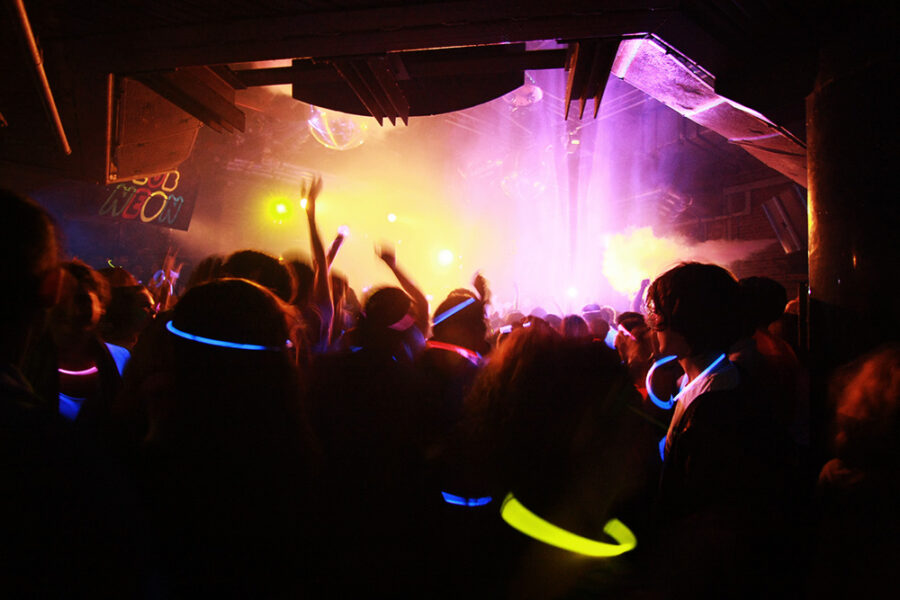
<box><xmin>99</xmin><ymin>170</ymin><xmax>195</xmax><ymax>230</ymax></box>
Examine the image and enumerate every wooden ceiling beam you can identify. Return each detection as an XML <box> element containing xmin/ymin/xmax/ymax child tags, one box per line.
<box><xmin>232</xmin><ymin>48</ymin><xmax>567</xmax><ymax>88</ymax></box>
<box><xmin>135</xmin><ymin>67</ymin><xmax>245</xmax><ymax>133</ymax></box>
<box><xmin>564</xmin><ymin>39</ymin><xmax>619</xmax><ymax>119</ymax></box>
<box><xmin>61</xmin><ymin>2</ymin><xmax>685</xmax><ymax>73</ymax></box>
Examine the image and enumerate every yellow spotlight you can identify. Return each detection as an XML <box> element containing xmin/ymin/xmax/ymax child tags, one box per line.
<box><xmin>387</xmin><ymin>213</ymin><xmax>397</xmax><ymax>222</ymax></box>
<box><xmin>300</xmin><ymin>197</ymin><xmax>308</xmax><ymax>210</ymax></box>
<box><xmin>266</xmin><ymin>196</ymin><xmax>294</xmax><ymax>223</ymax></box>
<box><xmin>438</xmin><ymin>249</ymin><xmax>454</xmax><ymax>265</ymax></box>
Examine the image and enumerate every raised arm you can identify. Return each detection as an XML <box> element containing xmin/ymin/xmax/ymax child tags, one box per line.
<box><xmin>302</xmin><ymin>175</ymin><xmax>333</xmax><ymax>345</ymax></box>
<box><xmin>326</xmin><ymin>231</ymin><xmax>345</xmax><ymax>267</ymax></box>
<box><xmin>376</xmin><ymin>244</ymin><xmax>429</xmax><ymax>335</ymax></box>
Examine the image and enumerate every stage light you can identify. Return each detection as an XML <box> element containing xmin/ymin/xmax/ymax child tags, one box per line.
<box><xmin>267</xmin><ymin>196</ymin><xmax>295</xmax><ymax>223</ymax></box>
<box><xmin>438</xmin><ymin>249</ymin><xmax>454</xmax><ymax>265</ymax></box>
<box><xmin>300</xmin><ymin>197</ymin><xmax>308</xmax><ymax>210</ymax></box>
<box><xmin>387</xmin><ymin>213</ymin><xmax>397</xmax><ymax>222</ymax></box>
<box><xmin>338</xmin><ymin>225</ymin><xmax>350</xmax><ymax>236</ymax></box>
<box><xmin>567</xmin><ymin>286</ymin><xmax>578</xmax><ymax>298</ymax></box>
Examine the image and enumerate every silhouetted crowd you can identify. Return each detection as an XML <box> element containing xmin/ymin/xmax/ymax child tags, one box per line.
<box><xmin>2</xmin><ymin>186</ymin><xmax>897</xmax><ymax>598</ymax></box>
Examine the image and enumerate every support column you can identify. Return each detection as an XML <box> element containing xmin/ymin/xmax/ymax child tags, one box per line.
<box><xmin>806</xmin><ymin>7</ymin><xmax>899</xmax><ymax>461</ymax></box>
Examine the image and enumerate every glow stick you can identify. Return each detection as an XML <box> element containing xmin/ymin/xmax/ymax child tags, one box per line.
<box><xmin>441</xmin><ymin>491</ymin><xmax>493</xmax><ymax>507</ymax></box>
<box><xmin>659</xmin><ymin>435</ymin><xmax>667</xmax><ymax>461</ymax></box>
<box><xmin>500</xmin><ymin>493</ymin><xmax>637</xmax><ymax>557</ymax></box>
<box><xmin>433</xmin><ymin>297</ymin><xmax>476</xmax><ymax>325</ymax></box>
<box><xmin>166</xmin><ymin>320</ymin><xmax>287</xmax><ymax>352</ymax></box>
<box><xmin>645</xmin><ymin>355</ymin><xmax>679</xmax><ymax>409</ymax></box>
<box><xmin>388</xmin><ymin>313</ymin><xmax>416</xmax><ymax>331</ymax></box>
<box><xmin>58</xmin><ymin>392</ymin><xmax>85</xmax><ymax>421</ymax></box>
<box><xmin>426</xmin><ymin>340</ymin><xmax>482</xmax><ymax>366</ymax></box>
<box><xmin>617</xmin><ymin>323</ymin><xmax>636</xmax><ymax>340</ymax></box>
<box><xmin>58</xmin><ymin>366</ymin><xmax>98</xmax><ymax>376</ymax></box>
<box><xmin>645</xmin><ymin>353</ymin><xmax>727</xmax><ymax>410</ymax></box>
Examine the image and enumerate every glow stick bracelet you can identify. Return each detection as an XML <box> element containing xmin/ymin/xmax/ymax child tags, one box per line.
<box><xmin>500</xmin><ymin>493</ymin><xmax>637</xmax><ymax>557</ymax></box>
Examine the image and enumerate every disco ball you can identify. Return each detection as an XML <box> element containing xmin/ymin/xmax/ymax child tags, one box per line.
<box><xmin>307</xmin><ymin>106</ymin><xmax>368</xmax><ymax>151</ymax></box>
<box><xmin>503</xmin><ymin>82</ymin><xmax>544</xmax><ymax>108</ymax></box>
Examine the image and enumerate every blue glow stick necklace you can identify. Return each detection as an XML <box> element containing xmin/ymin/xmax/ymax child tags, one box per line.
<box><xmin>646</xmin><ymin>353</ymin><xmax>727</xmax><ymax>410</ymax></box>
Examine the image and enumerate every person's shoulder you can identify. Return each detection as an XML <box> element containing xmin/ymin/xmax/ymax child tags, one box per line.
<box><xmin>681</xmin><ymin>381</ymin><xmax>752</xmax><ymax>429</ymax></box>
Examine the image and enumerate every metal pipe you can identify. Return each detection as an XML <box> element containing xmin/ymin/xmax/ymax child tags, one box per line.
<box><xmin>12</xmin><ymin>0</ymin><xmax>71</xmax><ymax>154</ymax></box>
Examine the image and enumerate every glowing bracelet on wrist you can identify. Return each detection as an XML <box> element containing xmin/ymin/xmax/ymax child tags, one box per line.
<box><xmin>500</xmin><ymin>493</ymin><xmax>637</xmax><ymax>557</ymax></box>
<box><xmin>166</xmin><ymin>320</ymin><xmax>289</xmax><ymax>352</ymax></box>
<box><xmin>441</xmin><ymin>491</ymin><xmax>493</xmax><ymax>507</ymax></box>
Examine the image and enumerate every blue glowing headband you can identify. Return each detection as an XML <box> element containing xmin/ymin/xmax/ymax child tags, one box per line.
<box><xmin>166</xmin><ymin>320</ymin><xmax>290</xmax><ymax>352</ymax></box>
<box><xmin>500</xmin><ymin>493</ymin><xmax>637</xmax><ymax>557</ymax></box>
<box><xmin>433</xmin><ymin>297</ymin><xmax>476</xmax><ymax>326</ymax></box>
<box><xmin>441</xmin><ymin>491</ymin><xmax>493</xmax><ymax>507</ymax></box>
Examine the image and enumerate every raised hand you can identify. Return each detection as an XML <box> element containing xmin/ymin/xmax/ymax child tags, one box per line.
<box><xmin>376</xmin><ymin>244</ymin><xmax>396</xmax><ymax>269</ymax></box>
<box><xmin>162</xmin><ymin>246</ymin><xmax>184</xmax><ymax>280</ymax></box>
<box><xmin>473</xmin><ymin>271</ymin><xmax>490</xmax><ymax>304</ymax></box>
<box><xmin>301</xmin><ymin>173</ymin><xmax>323</xmax><ymax>216</ymax></box>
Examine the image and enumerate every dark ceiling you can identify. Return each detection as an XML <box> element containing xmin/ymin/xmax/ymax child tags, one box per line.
<box><xmin>0</xmin><ymin>1</ymin><xmax>827</xmax><ymax>185</ymax></box>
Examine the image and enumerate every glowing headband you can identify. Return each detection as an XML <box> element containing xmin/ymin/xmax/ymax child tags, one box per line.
<box><xmin>433</xmin><ymin>297</ymin><xmax>476</xmax><ymax>326</ymax></box>
<box><xmin>166</xmin><ymin>320</ymin><xmax>289</xmax><ymax>352</ymax></box>
<box><xmin>500</xmin><ymin>493</ymin><xmax>637</xmax><ymax>557</ymax></box>
<box><xmin>441</xmin><ymin>491</ymin><xmax>493</xmax><ymax>507</ymax></box>
<box><xmin>58</xmin><ymin>366</ymin><xmax>99</xmax><ymax>376</ymax></box>
<box><xmin>645</xmin><ymin>353</ymin><xmax>727</xmax><ymax>410</ymax></box>
<box><xmin>426</xmin><ymin>340</ymin><xmax>482</xmax><ymax>366</ymax></box>
<box><xmin>388</xmin><ymin>313</ymin><xmax>416</xmax><ymax>331</ymax></box>
<box><xmin>617</xmin><ymin>323</ymin><xmax>636</xmax><ymax>340</ymax></box>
